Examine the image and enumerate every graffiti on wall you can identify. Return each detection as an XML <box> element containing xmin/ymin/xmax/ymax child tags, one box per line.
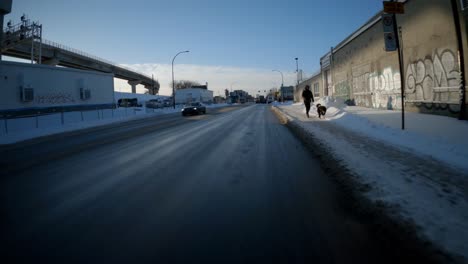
<box><xmin>344</xmin><ymin>49</ymin><xmax>461</xmax><ymax>112</ymax></box>
<box><xmin>335</xmin><ymin>80</ymin><xmax>350</xmax><ymax>101</ymax></box>
<box><xmin>405</xmin><ymin>49</ymin><xmax>460</xmax><ymax>103</ymax></box>
<box><xmin>36</xmin><ymin>93</ymin><xmax>76</xmax><ymax>104</ymax></box>
<box><xmin>351</xmin><ymin>65</ymin><xmax>401</xmax><ymax>109</ymax></box>
<box><xmin>334</xmin><ymin>71</ymin><xmax>350</xmax><ymax>101</ymax></box>
<box><xmin>369</xmin><ymin>67</ymin><xmax>401</xmax><ymax>109</ymax></box>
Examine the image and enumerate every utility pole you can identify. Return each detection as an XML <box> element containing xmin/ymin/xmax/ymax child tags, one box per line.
<box><xmin>383</xmin><ymin>1</ymin><xmax>405</xmax><ymax>129</ymax></box>
<box><xmin>272</xmin><ymin>70</ymin><xmax>284</xmax><ymax>102</ymax></box>
<box><xmin>295</xmin><ymin>57</ymin><xmax>299</xmax><ymax>85</ymax></box>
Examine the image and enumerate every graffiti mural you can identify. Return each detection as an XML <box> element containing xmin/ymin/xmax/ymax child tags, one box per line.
<box><xmin>36</xmin><ymin>93</ymin><xmax>76</xmax><ymax>104</ymax></box>
<box><xmin>334</xmin><ymin>71</ymin><xmax>350</xmax><ymax>101</ymax></box>
<box><xmin>405</xmin><ymin>49</ymin><xmax>460</xmax><ymax>103</ymax></box>
<box><xmin>335</xmin><ymin>80</ymin><xmax>350</xmax><ymax>101</ymax></box>
<box><xmin>369</xmin><ymin>67</ymin><xmax>401</xmax><ymax>109</ymax></box>
<box><xmin>352</xmin><ymin>64</ymin><xmax>372</xmax><ymax>107</ymax></box>
<box><xmin>351</xmin><ymin>64</ymin><xmax>401</xmax><ymax>109</ymax></box>
<box><xmin>345</xmin><ymin>49</ymin><xmax>461</xmax><ymax>112</ymax></box>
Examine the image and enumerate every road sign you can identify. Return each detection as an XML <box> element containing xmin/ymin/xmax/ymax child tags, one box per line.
<box><xmin>384</xmin><ymin>32</ymin><xmax>397</xmax><ymax>51</ymax></box>
<box><xmin>383</xmin><ymin>1</ymin><xmax>405</xmax><ymax>14</ymax></box>
<box><xmin>382</xmin><ymin>14</ymin><xmax>394</xmax><ymax>32</ymax></box>
<box><xmin>382</xmin><ymin>13</ymin><xmax>397</xmax><ymax>51</ymax></box>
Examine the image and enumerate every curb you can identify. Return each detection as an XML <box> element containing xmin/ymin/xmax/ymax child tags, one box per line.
<box><xmin>271</xmin><ymin>106</ymin><xmax>462</xmax><ymax>264</ymax></box>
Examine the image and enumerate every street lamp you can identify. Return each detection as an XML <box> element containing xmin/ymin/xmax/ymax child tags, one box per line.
<box><xmin>230</xmin><ymin>82</ymin><xmax>237</xmax><ymax>104</ymax></box>
<box><xmin>272</xmin><ymin>70</ymin><xmax>284</xmax><ymax>102</ymax></box>
<box><xmin>172</xmin><ymin>50</ymin><xmax>189</xmax><ymax>109</ymax></box>
<box><xmin>295</xmin><ymin>57</ymin><xmax>299</xmax><ymax>85</ymax></box>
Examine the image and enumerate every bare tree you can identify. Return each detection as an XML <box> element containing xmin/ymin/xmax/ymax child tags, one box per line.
<box><xmin>146</xmin><ymin>80</ymin><xmax>160</xmax><ymax>95</ymax></box>
<box><xmin>225</xmin><ymin>89</ymin><xmax>229</xmax><ymax>98</ymax></box>
<box><xmin>170</xmin><ymin>80</ymin><xmax>201</xmax><ymax>90</ymax></box>
<box><xmin>146</xmin><ymin>87</ymin><xmax>159</xmax><ymax>95</ymax></box>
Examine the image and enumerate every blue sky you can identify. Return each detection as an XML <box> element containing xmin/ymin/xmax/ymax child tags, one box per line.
<box><xmin>5</xmin><ymin>0</ymin><xmax>384</xmax><ymax>95</ymax></box>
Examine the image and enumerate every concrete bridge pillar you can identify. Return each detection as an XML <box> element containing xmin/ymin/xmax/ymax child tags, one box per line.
<box><xmin>128</xmin><ymin>80</ymin><xmax>141</xmax><ymax>93</ymax></box>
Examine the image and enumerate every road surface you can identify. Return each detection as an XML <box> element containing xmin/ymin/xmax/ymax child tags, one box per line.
<box><xmin>1</xmin><ymin>104</ymin><xmax>410</xmax><ymax>263</ymax></box>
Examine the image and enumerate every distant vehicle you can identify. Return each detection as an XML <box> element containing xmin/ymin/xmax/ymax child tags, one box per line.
<box><xmin>145</xmin><ymin>99</ymin><xmax>164</xmax><ymax>109</ymax></box>
<box><xmin>118</xmin><ymin>98</ymin><xmax>141</xmax><ymax>107</ymax></box>
<box><xmin>266</xmin><ymin>95</ymin><xmax>274</xmax><ymax>104</ymax></box>
<box><xmin>181</xmin><ymin>102</ymin><xmax>206</xmax><ymax>116</ymax></box>
<box><xmin>256</xmin><ymin>95</ymin><xmax>266</xmax><ymax>104</ymax></box>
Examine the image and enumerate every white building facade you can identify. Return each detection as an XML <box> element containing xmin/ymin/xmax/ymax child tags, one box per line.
<box><xmin>0</xmin><ymin>61</ymin><xmax>114</xmax><ymax>116</ymax></box>
<box><xmin>175</xmin><ymin>88</ymin><xmax>213</xmax><ymax>104</ymax></box>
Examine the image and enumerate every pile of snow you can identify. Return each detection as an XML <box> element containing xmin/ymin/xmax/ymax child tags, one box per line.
<box><xmin>0</xmin><ymin>95</ymin><xmax>230</xmax><ymax>145</ymax></box>
<box><xmin>276</xmin><ymin>97</ymin><xmax>468</xmax><ymax>261</ymax></box>
<box><xmin>294</xmin><ymin>96</ymin><xmax>468</xmax><ymax>171</ymax></box>
<box><xmin>271</xmin><ymin>100</ymin><xmax>294</xmax><ymax>106</ymax></box>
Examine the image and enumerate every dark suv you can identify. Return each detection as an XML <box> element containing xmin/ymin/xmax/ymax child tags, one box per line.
<box><xmin>181</xmin><ymin>102</ymin><xmax>206</xmax><ymax>116</ymax></box>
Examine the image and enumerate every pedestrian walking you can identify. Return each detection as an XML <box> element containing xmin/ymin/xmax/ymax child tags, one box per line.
<box><xmin>302</xmin><ymin>85</ymin><xmax>314</xmax><ymax>118</ymax></box>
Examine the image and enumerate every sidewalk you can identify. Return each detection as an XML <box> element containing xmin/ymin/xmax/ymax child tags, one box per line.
<box><xmin>274</xmin><ymin>98</ymin><xmax>468</xmax><ymax>263</ymax></box>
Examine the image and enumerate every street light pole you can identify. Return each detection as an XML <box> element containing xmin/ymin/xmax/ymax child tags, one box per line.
<box><xmin>230</xmin><ymin>82</ymin><xmax>237</xmax><ymax>104</ymax></box>
<box><xmin>272</xmin><ymin>70</ymin><xmax>284</xmax><ymax>102</ymax></box>
<box><xmin>172</xmin><ymin>50</ymin><xmax>189</xmax><ymax>109</ymax></box>
<box><xmin>295</xmin><ymin>57</ymin><xmax>299</xmax><ymax>86</ymax></box>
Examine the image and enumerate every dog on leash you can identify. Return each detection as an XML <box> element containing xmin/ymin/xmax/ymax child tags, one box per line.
<box><xmin>316</xmin><ymin>104</ymin><xmax>327</xmax><ymax>119</ymax></box>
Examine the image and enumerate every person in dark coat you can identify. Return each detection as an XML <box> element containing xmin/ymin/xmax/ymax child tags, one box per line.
<box><xmin>302</xmin><ymin>85</ymin><xmax>314</xmax><ymax>118</ymax></box>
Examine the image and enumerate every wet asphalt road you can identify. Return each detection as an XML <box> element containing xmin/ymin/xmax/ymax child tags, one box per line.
<box><xmin>2</xmin><ymin>104</ymin><xmax>395</xmax><ymax>263</ymax></box>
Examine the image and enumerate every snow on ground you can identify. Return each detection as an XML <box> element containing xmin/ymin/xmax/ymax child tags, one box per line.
<box><xmin>0</xmin><ymin>95</ymin><xmax>230</xmax><ymax>145</ymax></box>
<box><xmin>275</xmin><ymin>98</ymin><xmax>468</xmax><ymax>261</ymax></box>
<box><xmin>283</xmin><ymin>97</ymin><xmax>468</xmax><ymax>171</ymax></box>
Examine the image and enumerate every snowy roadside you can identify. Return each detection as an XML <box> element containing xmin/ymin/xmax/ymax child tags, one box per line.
<box><xmin>0</xmin><ymin>103</ymin><xmax>230</xmax><ymax>145</ymax></box>
<box><xmin>273</xmin><ymin>99</ymin><xmax>468</xmax><ymax>263</ymax></box>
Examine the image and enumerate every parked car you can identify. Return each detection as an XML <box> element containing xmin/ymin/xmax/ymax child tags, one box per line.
<box><xmin>145</xmin><ymin>99</ymin><xmax>164</xmax><ymax>109</ymax></box>
<box><xmin>163</xmin><ymin>99</ymin><xmax>172</xmax><ymax>107</ymax></box>
<box><xmin>118</xmin><ymin>98</ymin><xmax>141</xmax><ymax>107</ymax></box>
<box><xmin>181</xmin><ymin>102</ymin><xmax>206</xmax><ymax>116</ymax></box>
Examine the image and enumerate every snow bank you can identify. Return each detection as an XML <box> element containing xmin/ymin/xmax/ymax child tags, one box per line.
<box><xmin>0</xmin><ymin>95</ymin><xmax>230</xmax><ymax>145</ymax></box>
<box><xmin>272</xmin><ymin>100</ymin><xmax>294</xmax><ymax>106</ymax></box>
<box><xmin>276</xmin><ymin>99</ymin><xmax>468</xmax><ymax>261</ymax></box>
<box><xmin>298</xmin><ymin>97</ymin><xmax>468</xmax><ymax>171</ymax></box>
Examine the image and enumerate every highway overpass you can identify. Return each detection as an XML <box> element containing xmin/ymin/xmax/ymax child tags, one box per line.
<box><xmin>1</xmin><ymin>18</ymin><xmax>159</xmax><ymax>94</ymax></box>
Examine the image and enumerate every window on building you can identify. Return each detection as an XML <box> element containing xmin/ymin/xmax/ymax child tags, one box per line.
<box><xmin>80</xmin><ymin>88</ymin><xmax>91</xmax><ymax>100</ymax></box>
<box><xmin>313</xmin><ymin>83</ymin><xmax>320</xmax><ymax>97</ymax></box>
<box><xmin>21</xmin><ymin>86</ymin><xmax>34</xmax><ymax>102</ymax></box>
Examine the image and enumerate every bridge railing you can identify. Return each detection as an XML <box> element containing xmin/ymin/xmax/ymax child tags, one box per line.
<box><xmin>40</xmin><ymin>38</ymin><xmax>153</xmax><ymax>80</ymax></box>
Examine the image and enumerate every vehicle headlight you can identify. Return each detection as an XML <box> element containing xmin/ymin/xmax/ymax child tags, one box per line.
<box><xmin>194</xmin><ymin>108</ymin><xmax>197</xmax><ymax>110</ymax></box>
<box><xmin>181</xmin><ymin>109</ymin><xmax>184</xmax><ymax>112</ymax></box>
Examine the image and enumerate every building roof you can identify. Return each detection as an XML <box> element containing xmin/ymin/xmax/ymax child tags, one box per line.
<box><xmin>191</xmin><ymin>85</ymin><xmax>208</xmax><ymax>89</ymax></box>
<box><xmin>332</xmin><ymin>0</ymin><xmax>408</xmax><ymax>54</ymax></box>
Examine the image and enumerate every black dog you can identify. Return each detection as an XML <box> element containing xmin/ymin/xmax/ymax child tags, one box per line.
<box><xmin>316</xmin><ymin>104</ymin><xmax>327</xmax><ymax>119</ymax></box>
